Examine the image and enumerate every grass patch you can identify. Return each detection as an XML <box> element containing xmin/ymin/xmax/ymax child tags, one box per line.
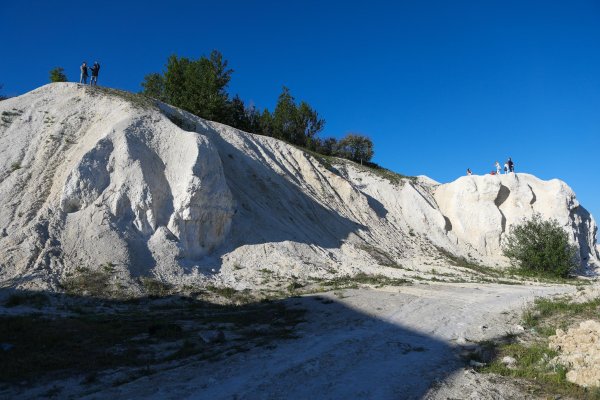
<box><xmin>87</xmin><ymin>86</ymin><xmax>157</xmax><ymax>110</ymax></box>
<box><xmin>436</xmin><ymin>246</ymin><xmax>502</xmax><ymax>277</ymax></box>
<box><xmin>504</xmin><ymin>266</ymin><xmax>586</xmax><ymax>284</ymax></box>
<box><xmin>357</xmin><ymin>244</ymin><xmax>401</xmax><ymax>268</ymax></box>
<box><xmin>298</xmin><ymin>146</ymin><xmax>415</xmax><ymax>185</ymax></box>
<box><xmin>522</xmin><ymin>296</ymin><xmax>600</xmax><ymax>336</ymax></box>
<box><xmin>1</xmin><ymin>110</ymin><xmax>22</xmax><ymax>117</ymax></box>
<box><xmin>204</xmin><ymin>285</ymin><xmax>256</xmax><ymax>303</ymax></box>
<box><xmin>140</xmin><ymin>277</ymin><xmax>174</xmax><ymax>298</ymax></box>
<box><xmin>297</xmin><ymin>147</ymin><xmax>340</xmax><ymax>175</ymax></box>
<box><xmin>60</xmin><ymin>268</ymin><xmax>125</xmax><ymax>299</ymax></box>
<box><xmin>206</xmin><ymin>285</ymin><xmax>238</xmax><ymax>299</ymax></box>
<box><xmin>287</xmin><ymin>281</ymin><xmax>304</xmax><ymax>292</ymax></box>
<box><xmin>480</xmin><ymin>340</ymin><xmax>600</xmax><ymax>399</ymax></box>
<box><xmin>320</xmin><ymin>272</ymin><xmax>411</xmax><ymax>290</ymax></box>
<box><xmin>1</xmin><ymin>109</ymin><xmax>23</xmax><ymax>126</ymax></box>
<box><xmin>476</xmin><ymin>296</ymin><xmax>600</xmax><ymax>399</ymax></box>
<box><xmin>352</xmin><ymin>161</ymin><xmax>417</xmax><ymax>185</ymax></box>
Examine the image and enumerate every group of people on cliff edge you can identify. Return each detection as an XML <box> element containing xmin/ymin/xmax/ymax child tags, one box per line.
<box><xmin>79</xmin><ymin>61</ymin><xmax>101</xmax><ymax>86</ymax></box>
<box><xmin>466</xmin><ymin>158</ymin><xmax>514</xmax><ymax>176</ymax></box>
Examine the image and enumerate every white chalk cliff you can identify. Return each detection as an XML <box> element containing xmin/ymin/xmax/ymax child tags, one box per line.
<box><xmin>0</xmin><ymin>84</ymin><xmax>597</xmax><ymax>290</ymax></box>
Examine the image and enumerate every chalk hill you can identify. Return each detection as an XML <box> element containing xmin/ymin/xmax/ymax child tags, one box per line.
<box><xmin>0</xmin><ymin>83</ymin><xmax>597</xmax><ymax>290</ymax></box>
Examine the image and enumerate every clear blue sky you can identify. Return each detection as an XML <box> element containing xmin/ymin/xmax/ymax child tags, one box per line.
<box><xmin>1</xmin><ymin>1</ymin><xmax>599</xmax><ymax>225</ymax></box>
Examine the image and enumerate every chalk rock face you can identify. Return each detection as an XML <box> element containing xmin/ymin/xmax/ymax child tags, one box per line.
<box><xmin>0</xmin><ymin>83</ymin><xmax>597</xmax><ymax>290</ymax></box>
<box><xmin>0</xmin><ymin>84</ymin><xmax>234</xmax><ymax>287</ymax></box>
<box><xmin>434</xmin><ymin>174</ymin><xmax>599</xmax><ymax>266</ymax></box>
<box><xmin>549</xmin><ymin>320</ymin><xmax>600</xmax><ymax>387</ymax></box>
<box><xmin>59</xmin><ymin>116</ymin><xmax>235</xmax><ymax>268</ymax></box>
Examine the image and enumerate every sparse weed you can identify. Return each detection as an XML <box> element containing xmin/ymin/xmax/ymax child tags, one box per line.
<box><xmin>1</xmin><ymin>109</ymin><xmax>23</xmax><ymax>126</ymax></box>
<box><xmin>436</xmin><ymin>246</ymin><xmax>500</xmax><ymax>276</ymax></box>
<box><xmin>87</xmin><ymin>86</ymin><xmax>157</xmax><ymax>110</ymax></box>
<box><xmin>522</xmin><ymin>297</ymin><xmax>600</xmax><ymax>334</ymax></box>
<box><xmin>477</xmin><ymin>296</ymin><xmax>600</xmax><ymax>399</ymax></box>
<box><xmin>287</xmin><ymin>281</ymin><xmax>304</xmax><ymax>292</ymax></box>
<box><xmin>357</xmin><ymin>244</ymin><xmax>401</xmax><ymax>268</ymax></box>
<box><xmin>321</xmin><ymin>273</ymin><xmax>411</xmax><ymax>290</ymax></box>
<box><xmin>140</xmin><ymin>277</ymin><xmax>173</xmax><ymax>298</ymax></box>
<box><xmin>60</xmin><ymin>268</ymin><xmax>119</xmax><ymax>298</ymax></box>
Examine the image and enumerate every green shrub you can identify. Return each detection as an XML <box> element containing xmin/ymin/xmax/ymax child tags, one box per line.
<box><xmin>49</xmin><ymin>67</ymin><xmax>68</xmax><ymax>83</ymax></box>
<box><xmin>503</xmin><ymin>214</ymin><xmax>577</xmax><ymax>278</ymax></box>
<box><xmin>61</xmin><ymin>268</ymin><xmax>120</xmax><ymax>298</ymax></box>
<box><xmin>140</xmin><ymin>277</ymin><xmax>173</xmax><ymax>298</ymax></box>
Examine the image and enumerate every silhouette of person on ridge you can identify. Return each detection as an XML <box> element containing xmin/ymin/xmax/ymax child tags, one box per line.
<box><xmin>90</xmin><ymin>61</ymin><xmax>101</xmax><ymax>86</ymax></box>
<box><xmin>80</xmin><ymin>61</ymin><xmax>88</xmax><ymax>84</ymax></box>
<box><xmin>507</xmin><ymin>157</ymin><xmax>515</xmax><ymax>173</ymax></box>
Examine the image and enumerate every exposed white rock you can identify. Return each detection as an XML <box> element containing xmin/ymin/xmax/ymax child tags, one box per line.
<box><xmin>549</xmin><ymin>319</ymin><xmax>600</xmax><ymax>387</ymax></box>
<box><xmin>501</xmin><ymin>356</ymin><xmax>517</xmax><ymax>367</ymax></box>
<box><xmin>434</xmin><ymin>173</ymin><xmax>599</xmax><ymax>268</ymax></box>
<box><xmin>0</xmin><ymin>83</ymin><xmax>597</xmax><ymax>290</ymax></box>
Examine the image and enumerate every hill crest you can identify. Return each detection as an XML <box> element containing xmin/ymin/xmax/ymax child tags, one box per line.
<box><xmin>0</xmin><ymin>83</ymin><xmax>597</xmax><ymax>291</ymax></box>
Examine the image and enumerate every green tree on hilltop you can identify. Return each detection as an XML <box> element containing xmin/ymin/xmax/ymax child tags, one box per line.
<box><xmin>227</xmin><ymin>95</ymin><xmax>249</xmax><ymax>131</ymax></box>
<box><xmin>272</xmin><ymin>86</ymin><xmax>325</xmax><ymax>146</ymax></box>
<box><xmin>297</xmin><ymin>101</ymin><xmax>324</xmax><ymax>147</ymax></box>
<box><xmin>273</xmin><ymin>86</ymin><xmax>298</xmax><ymax>142</ymax></box>
<box><xmin>139</xmin><ymin>51</ymin><xmax>380</xmax><ymax>167</ymax></box>
<box><xmin>315</xmin><ymin>137</ymin><xmax>338</xmax><ymax>156</ymax></box>
<box><xmin>337</xmin><ymin>134</ymin><xmax>374</xmax><ymax>164</ymax></box>
<box><xmin>49</xmin><ymin>67</ymin><xmax>68</xmax><ymax>82</ymax></box>
<box><xmin>259</xmin><ymin>109</ymin><xmax>274</xmax><ymax>137</ymax></box>
<box><xmin>141</xmin><ymin>73</ymin><xmax>165</xmax><ymax>101</ymax></box>
<box><xmin>245</xmin><ymin>104</ymin><xmax>262</xmax><ymax>133</ymax></box>
<box><xmin>156</xmin><ymin>50</ymin><xmax>233</xmax><ymax>122</ymax></box>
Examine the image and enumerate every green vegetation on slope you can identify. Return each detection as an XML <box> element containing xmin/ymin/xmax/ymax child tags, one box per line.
<box><xmin>475</xmin><ymin>296</ymin><xmax>600</xmax><ymax>399</ymax></box>
<box><xmin>140</xmin><ymin>50</ymin><xmax>378</xmax><ymax>166</ymax></box>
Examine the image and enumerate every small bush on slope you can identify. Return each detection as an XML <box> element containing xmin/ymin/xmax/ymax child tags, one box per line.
<box><xmin>503</xmin><ymin>213</ymin><xmax>578</xmax><ymax>278</ymax></box>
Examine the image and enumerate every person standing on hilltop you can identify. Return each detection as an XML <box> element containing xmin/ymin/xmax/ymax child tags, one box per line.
<box><xmin>495</xmin><ymin>161</ymin><xmax>501</xmax><ymax>175</ymax></box>
<box><xmin>79</xmin><ymin>61</ymin><xmax>89</xmax><ymax>84</ymax></box>
<box><xmin>90</xmin><ymin>61</ymin><xmax>101</xmax><ymax>86</ymax></box>
<box><xmin>504</xmin><ymin>161</ymin><xmax>509</xmax><ymax>174</ymax></box>
<box><xmin>466</xmin><ymin>168</ymin><xmax>472</xmax><ymax>176</ymax></box>
<box><xmin>508</xmin><ymin>157</ymin><xmax>515</xmax><ymax>173</ymax></box>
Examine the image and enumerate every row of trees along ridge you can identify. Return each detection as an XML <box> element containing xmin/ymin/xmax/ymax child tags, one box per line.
<box><xmin>141</xmin><ymin>50</ymin><xmax>374</xmax><ymax>164</ymax></box>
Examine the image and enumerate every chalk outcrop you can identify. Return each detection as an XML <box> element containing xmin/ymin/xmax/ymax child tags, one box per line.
<box><xmin>549</xmin><ymin>320</ymin><xmax>600</xmax><ymax>387</ymax></box>
<box><xmin>434</xmin><ymin>173</ymin><xmax>598</xmax><ymax>267</ymax></box>
<box><xmin>0</xmin><ymin>83</ymin><xmax>597</xmax><ymax>290</ymax></box>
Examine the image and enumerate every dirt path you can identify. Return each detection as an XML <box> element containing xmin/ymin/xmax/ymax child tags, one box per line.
<box><xmin>79</xmin><ymin>282</ymin><xmax>574</xmax><ymax>400</ymax></box>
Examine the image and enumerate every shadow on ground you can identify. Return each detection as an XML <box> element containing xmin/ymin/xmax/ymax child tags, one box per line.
<box><xmin>0</xmin><ymin>287</ymin><xmax>463</xmax><ymax>399</ymax></box>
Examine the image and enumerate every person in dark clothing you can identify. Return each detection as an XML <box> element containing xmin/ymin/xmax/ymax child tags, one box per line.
<box><xmin>80</xmin><ymin>61</ymin><xmax>89</xmax><ymax>84</ymax></box>
<box><xmin>90</xmin><ymin>61</ymin><xmax>100</xmax><ymax>86</ymax></box>
<box><xmin>507</xmin><ymin>157</ymin><xmax>515</xmax><ymax>173</ymax></box>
